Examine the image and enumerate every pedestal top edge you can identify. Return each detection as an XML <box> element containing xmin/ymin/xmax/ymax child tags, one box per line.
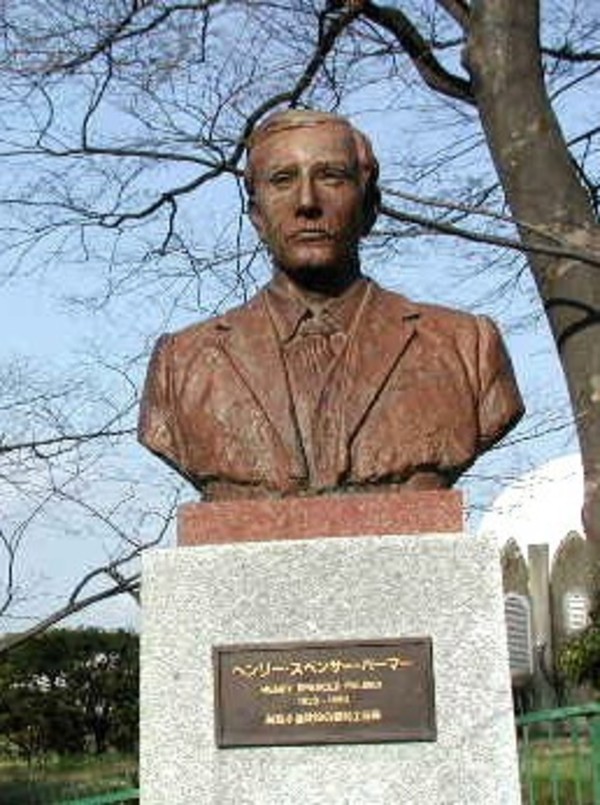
<box><xmin>177</xmin><ymin>489</ymin><xmax>464</xmax><ymax>547</ymax></box>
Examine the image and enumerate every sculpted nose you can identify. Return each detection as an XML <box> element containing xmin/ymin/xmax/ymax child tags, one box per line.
<box><xmin>296</xmin><ymin>177</ymin><xmax>321</xmax><ymax>218</ymax></box>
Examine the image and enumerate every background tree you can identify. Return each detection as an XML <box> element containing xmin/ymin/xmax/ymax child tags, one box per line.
<box><xmin>0</xmin><ymin>628</ymin><xmax>139</xmax><ymax>758</ymax></box>
<box><xmin>0</xmin><ymin>0</ymin><xmax>598</xmax><ymax>638</ymax></box>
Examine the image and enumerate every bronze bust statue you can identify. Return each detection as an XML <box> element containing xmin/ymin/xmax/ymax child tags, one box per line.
<box><xmin>139</xmin><ymin>110</ymin><xmax>524</xmax><ymax>501</ymax></box>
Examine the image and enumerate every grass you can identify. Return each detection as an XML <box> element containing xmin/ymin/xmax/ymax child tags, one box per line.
<box><xmin>0</xmin><ymin>736</ymin><xmax>596</xmax><ymax>804</ymax></box>
<box><xmin>0</xmin><ymin>753</ymin><xmax>138</xmax><ymax>804</ymax></box>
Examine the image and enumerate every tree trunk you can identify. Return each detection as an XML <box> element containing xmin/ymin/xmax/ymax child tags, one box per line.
<box><xmin>467</xmin><ymin>0</ymin><xmax>600</xmax><ymax>541</ymax></box>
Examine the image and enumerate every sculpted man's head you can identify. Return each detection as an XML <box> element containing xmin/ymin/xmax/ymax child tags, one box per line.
<box><xmin>244</xmin><ymin>110</ymin><xmax>380</xmax><ymax>293</ymax></box>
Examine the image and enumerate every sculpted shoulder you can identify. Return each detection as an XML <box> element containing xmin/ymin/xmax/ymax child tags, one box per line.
<box><xmin>371</xmin><ymin>283</ymin><xmax>487</xmax><ymax>338</ymax></box>
<box><xmin>158</xmin><ymin>291</ymin><xmax>266</xmax><ymax>357</ymax></box>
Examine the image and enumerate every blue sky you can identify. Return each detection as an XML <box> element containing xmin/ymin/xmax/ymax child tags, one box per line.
<box><xmin>0</xmin><ymin>5</ymin><xmax>591</xmax><ymax>633</ymax></box>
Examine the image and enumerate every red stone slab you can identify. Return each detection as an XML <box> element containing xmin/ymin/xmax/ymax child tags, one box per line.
<box><xmin>178</xmin><ymin>490</ymin><xmax>463</xmax><ymax>546</ymax></box>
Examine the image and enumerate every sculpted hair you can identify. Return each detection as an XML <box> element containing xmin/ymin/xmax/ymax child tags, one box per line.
<box><xmin>244</xmin><ymin>109</ymin><xmax>381</xmax><ymax>235</ymax></box>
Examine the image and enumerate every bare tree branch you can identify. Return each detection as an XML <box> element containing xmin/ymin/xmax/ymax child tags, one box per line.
<box><xmin>359</xmin><ymin>0</ymin><xmax>474</xmax><ymax>103</ymax></box>
<box><xmin>437</xmin><ymin>0</ymin><xmax>470</xmax><ymax>31</ymax></box>
<box><xmin>543</xmin><ymin>46</ymin><xmax>600</xmax><ymax>63</ymax></box>
<box><xmin>42</xmin><ymin>1</ymin><xmax>223</xmax><ymax>75</ymax></box>
<box><xmin>379</xmin><ymin>203</ymin><xmax>600</xmax><ymax>270</ymax></box>
<box><xmin>0</xmin><ymin>496</ymin><xmax>178</xmax><ymax>656</ymax></box>
<box><xmin>0</xmin><ymin>428</ymin><xmax>135</xmax><ymax>457</ymax></box>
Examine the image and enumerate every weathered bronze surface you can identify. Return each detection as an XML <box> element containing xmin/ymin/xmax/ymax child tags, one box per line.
<box><xmin>139</xmin><ymin>110</ymin><xmax>524</xmax><ymax>500</ymax></box>
<box><xmin>213</xmin><ymin>638</ymin><xmax>436</xmax><ymax>747</ymax></box>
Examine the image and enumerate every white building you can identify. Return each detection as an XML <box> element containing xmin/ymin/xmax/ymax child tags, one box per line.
<box><xmin>479</xmin><ymin>454</ymin><xmax>596</xmax><ymax>709</ymax></box>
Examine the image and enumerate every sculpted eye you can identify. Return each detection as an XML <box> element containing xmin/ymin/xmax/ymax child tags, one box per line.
<box><xmin>269</xmin><ymin>171</ymin><xmax>294</xmax><ymax>187</ymax></box>
<box><xmin>318</xmin><ymin>166</ymin><xmax>352</xmax><ymax>184</ymax></box>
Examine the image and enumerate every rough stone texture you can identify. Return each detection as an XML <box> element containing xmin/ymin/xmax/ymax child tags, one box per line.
<box><xmin>178</xmin><ymin>490</ymin><xmax>463</xmax><ymax>545</ymax></box>
<box><xmin>141</xmin><ymin>533</ymin><xmax>521</xmax><ymax>804</ymax></box>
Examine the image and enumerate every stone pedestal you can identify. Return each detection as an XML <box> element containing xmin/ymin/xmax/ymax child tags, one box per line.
<box><xmin>141</xmin><ymin>492</ymin><xmax>521</xmax><ymax>804</ymax></box>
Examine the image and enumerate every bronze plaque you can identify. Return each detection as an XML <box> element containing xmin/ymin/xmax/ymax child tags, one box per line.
<box><xmin>213</xmin><ymin>637</ymin><xmax>435</xmax><ymax>747</ymax></box>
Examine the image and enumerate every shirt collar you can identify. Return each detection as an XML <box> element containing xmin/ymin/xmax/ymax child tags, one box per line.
<box><xmin>266</xmin><ymin>273</ymin><xmax>370</xmax><ymax>343</ymax></box>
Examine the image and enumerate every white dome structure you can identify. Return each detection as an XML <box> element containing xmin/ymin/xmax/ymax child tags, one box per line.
<box><xmin>478</xmin><ymin>453</ymin><xmax>584</xmax><ymax>561</ymax></box>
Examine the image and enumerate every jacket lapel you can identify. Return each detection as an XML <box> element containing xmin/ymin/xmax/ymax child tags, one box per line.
<box><xmin>343</xmin><ymin>283</ymin><xmax>419</xmax><ymax>445</ymax></box>
<box><xmin>215</xmin><ymin>292</ymin><xmax>303</xmax><ymax>468</ymax></box>
<box><xmin>212</xmin><ymin>281</ymin><xmax>419</xmax><ymax>489</ymax></box>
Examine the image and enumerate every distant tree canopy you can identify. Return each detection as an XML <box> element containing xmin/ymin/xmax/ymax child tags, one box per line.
<box><xmin>0</xmin><ymin>628</ymin><xmax>138</xmax><ymax>759</ymax></box>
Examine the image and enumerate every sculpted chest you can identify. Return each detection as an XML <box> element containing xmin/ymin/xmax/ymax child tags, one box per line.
<box><xmin>138</xmin><ymin>284</ymin><xmax>523</xmax><ymax>496</ymax></box>
<box><xmin>168</xmin><ymin>313</ymin><xmax>479</xmax><ymax>485</ymax></box>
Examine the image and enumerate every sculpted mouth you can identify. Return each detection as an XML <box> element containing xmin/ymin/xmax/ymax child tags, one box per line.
<box><xmin>289</xmin><ymin>230</ymin><xmax>333</xmax><ymax>242</ymax></box>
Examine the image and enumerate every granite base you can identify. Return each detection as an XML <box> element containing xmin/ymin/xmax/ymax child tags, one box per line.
<box><xmin>141</xmin><ymin>528</ymin><xmax>520</xmax><ymax>804</ymax></box>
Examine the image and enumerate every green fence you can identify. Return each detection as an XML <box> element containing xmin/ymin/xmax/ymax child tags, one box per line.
<box><xmin>517</xmin><ymin>703</ymin><xmax>600</xmax><ymax>804</ymax></box>
<box><xmin>0</xmin><ymin>783</ymin><xmax>139</xmax><ymax>805</ymax></box>
<box><xmin>59</xmin><ymin>789</ymin><xmax>139</xmax><ymax>804</ymax></box>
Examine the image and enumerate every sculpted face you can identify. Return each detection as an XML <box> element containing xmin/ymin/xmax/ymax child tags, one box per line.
<box><xmin>248</xmin><ymin>123</ymin><xmax>365</xmax><ymax>289</ymax></box>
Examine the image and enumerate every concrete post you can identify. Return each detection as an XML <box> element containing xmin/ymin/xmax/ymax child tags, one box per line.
<box><xmin>528</xmin><ymin>543</ymin><xmax>555</xmax><ymax>708</ymax></box>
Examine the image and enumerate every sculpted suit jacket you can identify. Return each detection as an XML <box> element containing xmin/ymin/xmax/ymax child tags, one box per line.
<box><xmin>138</xmin><ymin>280</ymin><xmax>524</xmax><ymax>499</ymax></box>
